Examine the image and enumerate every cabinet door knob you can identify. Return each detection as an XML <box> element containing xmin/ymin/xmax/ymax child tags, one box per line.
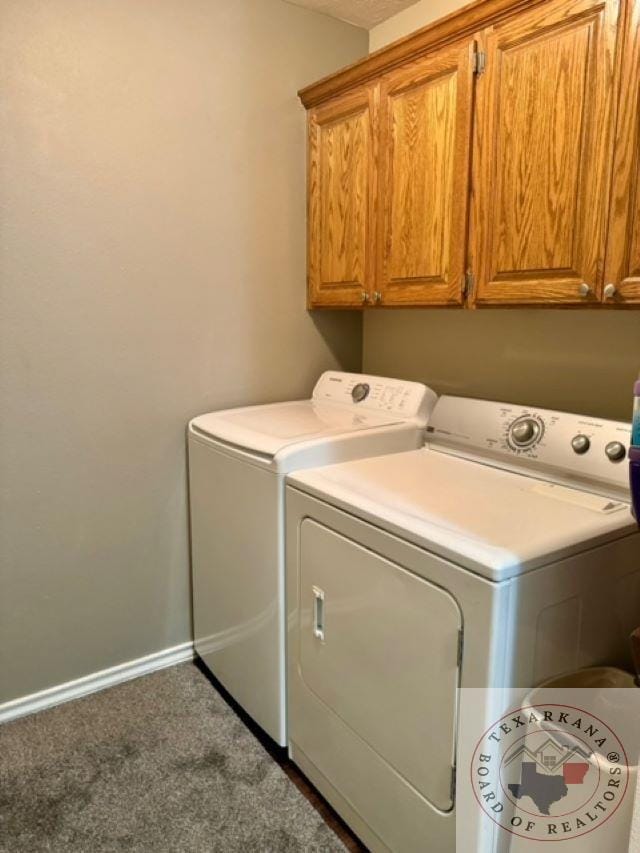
<box><xmin>603</xmin><ymin>283</ymin><xmax>617</xmax><ymax>299</ymax></box>
<box><xmin>361</xmin><ymin>291</ymin><xmax>369</xmax><ymax>303</ymax></box>
<box><xmin>373</xmin><ymin>291</ymin><xmax>382</xmax><ymax>304</ymax></box>
<box><xmin>578</xmin><ymin>282</ymin><xmax>591</xmax><ymax>297</ymax></box>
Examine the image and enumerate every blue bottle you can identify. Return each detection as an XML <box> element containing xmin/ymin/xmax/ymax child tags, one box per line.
<box><xmin>631</xmin><ymin>448</ymin><xmax>640</xmax><ymax>522</ymax></box>
<box><xmin>632</xmin><ymin>380</ymin><xmax>640</xmax><ymax>521</ymax></box>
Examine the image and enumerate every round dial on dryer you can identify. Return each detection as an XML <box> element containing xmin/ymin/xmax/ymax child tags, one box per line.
<box><xmin>605</xmin><ymin>441</ymin><xmax>626</xmax><ymax>462</ymax></box>
<box><xmin>571</xmin><ymin>434</ymin><xmax>591</xmax><ymax>454</ymax></box>
<box><xmin>351</xmin><ymin>382</ymin><xmax>370</xmax><ymax>403</ymax></box>
<box><xmin>507</xmin><ymin>415</ymin><xmax>544</xmax><ymax>449</ymax></box>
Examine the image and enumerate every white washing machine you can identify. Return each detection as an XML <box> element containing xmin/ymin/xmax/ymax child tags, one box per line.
<box><xmin>286</xmin><ymin>395</ymin><xmax>640</xmax><ymax>852</ymax></box>
<box><xmin>188</xmin><ymin>371</ymin><xmax>436</xmax><ymax>745</ymax></box>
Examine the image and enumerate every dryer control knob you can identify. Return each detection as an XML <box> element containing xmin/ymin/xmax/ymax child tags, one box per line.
<box><xmin>571</xmin><ymin>435</ymin><xmax>591</xmax><ymax>454</ymax></box>
<box><xmin>605</xmin><ymin>441</ymin><xmax>626</xmax><ymax>462</ymax></box>
<box><xmin>509</xmin><ymin>417</ymin><xmax>540</xmax><ymax>447</ymax></box>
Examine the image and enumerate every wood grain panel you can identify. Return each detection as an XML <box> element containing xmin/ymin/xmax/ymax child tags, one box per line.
<box><xmin>308</xmin><ymin>88</ymin><xmax>377</xmax><ymax>308</ymax></box>
<box><xmin>470</xmin><ymin>0</ymin><xmax>620</xmax><ymax>305</ymax></box>
<box><xmin>298</xmin><ymin>0</ymin><xmax>547</xmax><ymax>109</ymax></box>
<box><xmin>319</xmin><ymin>114</ymin><xmax>367</xmax><ymax>286</ymax></box>
<box><xmin>494</xmin><ymin>27</ymin><xmax>589</xmax><ymax>274</ymax></box>
<box><xmin>378</xmin><ymin>41</ymin><xmax>475</xmax><ymax>306</ymax></box>
<box><xmin>604</xmin><ymin>0</ymin><xmax>640</xmax><ymax>304</ymax></box>
<box><xmin>389</xmin><ymin>74</ymin><xmax>457</xmax><ymax>281</ymax></box>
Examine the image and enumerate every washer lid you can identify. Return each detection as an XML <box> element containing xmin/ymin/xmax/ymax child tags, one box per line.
<box><xmin>287</xmin><ymin>449</ymin><xmax>637</xmax><ymax>580</ymax></box>
<box><xmin>190</xmin><ymin>400</ymin><xmax>402</xmax><ymax>459</ymax></box>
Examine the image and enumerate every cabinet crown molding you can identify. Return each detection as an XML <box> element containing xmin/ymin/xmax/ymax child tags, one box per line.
<box><xmin>298</xmin><ymin>0</ymin><xmax>547</xmax><ymax>108</ymax></box>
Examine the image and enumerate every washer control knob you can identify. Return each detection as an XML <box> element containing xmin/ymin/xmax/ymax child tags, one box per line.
<box><xmin>605</xmin><ymin>441</ymin><xmax>626</xmax><ymax>462</ymax></box>
<box><xmin>571</xmin><ymin>434</ymin><xmax>591</xmax><ymax>454</ymax></box>
<box><xmin>510</xmin><ymin>418</ymin><xmax>538</xmax><ymax>446</ymax></box>
<box><xmin>351</xmin><ymin>382</ymin><xmax>370</xmax><ymax>403</ymax></box>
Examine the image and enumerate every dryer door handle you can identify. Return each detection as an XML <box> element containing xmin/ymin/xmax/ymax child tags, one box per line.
<box><xmin>312</xmin><ymin>586</ymin><xmax>325</xmax><ymax>642</ymax></box>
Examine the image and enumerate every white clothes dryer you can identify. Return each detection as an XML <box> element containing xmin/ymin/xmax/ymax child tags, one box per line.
<box><xmin>286</xmin><ymin>395</ymin><xmax>640</xmax><ymax>852</ymax></box>
<box><xmin>188</xmin><ymin>372</ymin><xmax>436</xmax><ymax>745</ymax></box>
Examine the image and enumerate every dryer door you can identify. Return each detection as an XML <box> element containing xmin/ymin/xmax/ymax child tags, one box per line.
<box><xmin>298</xmin><ymin>519</ymin><xmax>462</xmax><ymax>811</ymax></box>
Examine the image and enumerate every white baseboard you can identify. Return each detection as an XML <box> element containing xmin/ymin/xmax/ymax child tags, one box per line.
<box><xmin>0</xmin><ymin>641</ymin><xmax>194</xmax><ymax>725</ymax></box>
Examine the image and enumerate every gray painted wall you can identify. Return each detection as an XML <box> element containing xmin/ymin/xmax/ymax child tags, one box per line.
<box><xmin>364</xmin><ymin>310</ymin><xmax>640</xmax><ymax>421</ymax></box>
<box><xmin>0</xmin><ymin>0</ymin><xmax>366</xmax><ymax>704</ymax></box>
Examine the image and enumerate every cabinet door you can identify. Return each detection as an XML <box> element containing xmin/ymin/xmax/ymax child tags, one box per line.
<box><xmin>471</xmin><ymin>0</ymin><xmax>620</xmax><ymax>305</ymax></box>
<box><xmin>377</xmin><ymin>41</ymin><xmax>475</xmax><ymax>306</ymax></box>
<box><xmin>308</xmin><ymin>88</ymin><xmax>377</xmax><ymax>308</ymax></box>
<box><xmin>604</xmin><ymin>0</ymin><xmax>640</xmax><ymax>304</ymax></box>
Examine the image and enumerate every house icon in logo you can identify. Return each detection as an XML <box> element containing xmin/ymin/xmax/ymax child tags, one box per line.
<box><xmin>536</xmin><ymin>739</ymin><xmax>566</xmax><ymax>770</ymax></box>
<box><xmin>505</xmin><ymin>736</ymin><xmax>592</xmax><ymax>776</ymax></box>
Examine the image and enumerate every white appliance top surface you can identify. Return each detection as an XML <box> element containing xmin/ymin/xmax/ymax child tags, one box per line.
<box><xmin>188</xmin><ymin>372</ymin><xmax>436</xmax><ymax>460</ymax></box>
<box><xmin>288</xmin><ymin>394</ymin><xmax>636</xmax><ymax>580</ymax></box>
<box><xmin>191</xmin><ymin>400</ymin><xmax>402</xmax><ymax>455</ymax></box>
<box><xmin>288</xmin><ymin>449</ymin><xmax>636</xmax><ymax>580</ymax></box>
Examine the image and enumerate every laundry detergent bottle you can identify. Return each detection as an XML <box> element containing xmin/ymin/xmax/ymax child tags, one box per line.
<box><xmin>631</xmin><ymin>379</ymin><xmax>640</xmax><ymax>521</ymax></box>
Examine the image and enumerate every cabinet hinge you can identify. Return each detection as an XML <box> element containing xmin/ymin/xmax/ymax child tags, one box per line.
<box><xmin>457</xmin><ymin>628</ymin><xmax>464</xmax><ymax>668</ymax></box>
<box><xmin>473</xmin><ymin>51</ymin><xmax>486</xmax><ymax>75</ymax></box>
<box><xmin>463</xmin><ymin>271</ymin><xmax>475</xmax><ymax>299</ymax></box>
<box><xmin>450</xmin><ymin>764</ymin><xmax>457</xmax><ymax>802</ymax></box>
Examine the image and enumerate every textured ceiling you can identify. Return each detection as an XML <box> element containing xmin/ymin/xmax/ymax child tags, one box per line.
<box><xmin>284</xmin><ymin>0</ymin><xmax>419</xmax><ymax>29</ymax></box>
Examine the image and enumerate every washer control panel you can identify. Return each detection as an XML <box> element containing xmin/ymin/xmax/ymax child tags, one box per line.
<box><xmin>312</xmin><ymin>371</ymin><xmax>437</xmax><ymax>423</ymax></box>
<box><xmin>428</xmin><ymin>396</ymin><xmax>632</xmax><ymax>497</ymax></box>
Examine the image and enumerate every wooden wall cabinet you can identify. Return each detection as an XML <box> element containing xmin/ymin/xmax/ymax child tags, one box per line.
<box><xmin>378</xmin><ymin>40</ymin><xmax>476</xmax><ymax>306</ymax></box>
<box><xmin>471</xmin><ymin>0</ymin><xmax>619</xmax><ymax>306</ymax></box>
<box><xmin>300</xmin><ymin>0</ymin><xmax>638</xmax><ymax>310</ymax></box>
<box><xmin>604</xmin><ymin>0</ymin><xmax>640</xmax><ymax>304</ymax></box>
<box><xmin>307</xmin><ymin>88</ymin><xmax>377</xmax><ymax>308</ymax></box>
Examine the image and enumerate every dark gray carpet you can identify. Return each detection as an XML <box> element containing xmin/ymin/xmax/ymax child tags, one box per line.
<box><xmin>0</xmin><ymin>663</ymin><xmax>346</xmax><ymax>852</ymax></box>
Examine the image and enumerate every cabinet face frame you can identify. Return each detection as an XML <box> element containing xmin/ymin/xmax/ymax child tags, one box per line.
<box><xmin>604</xmin><ymin>0</ymin><xmax>640</xmax><ymax>304</ymax></box>
<box><xmin>469</xmin><ymin>0</ymin><xmax>621</xmax><ymax>306</ymax></box>
<box><xmin>377</xmin><ymin>40</ymin><xmax>476</xmax><ymax>307</ymax></box>
<box><xmin>307</xmin><ymin>87</ymin><xmax>378</xmax><ymax>309</ymax></box>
